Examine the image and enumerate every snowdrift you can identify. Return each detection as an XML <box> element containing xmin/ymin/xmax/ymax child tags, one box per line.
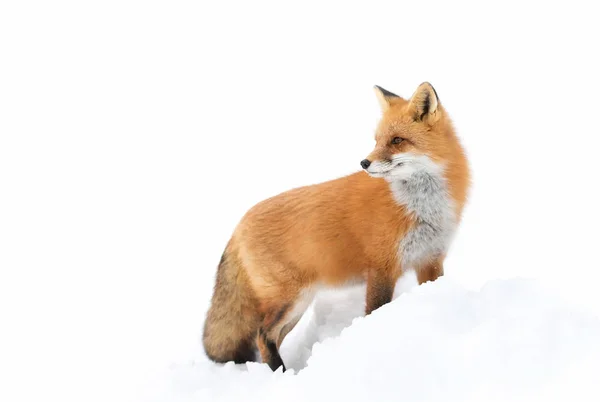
<box><xmin>149</xmin><ymin>278</ymin><xmax>600</xmax><ymax>402</ymax></box>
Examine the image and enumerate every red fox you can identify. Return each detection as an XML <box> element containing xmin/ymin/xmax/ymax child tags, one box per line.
<box><xmin>202</xmin><ymin>82</ymin><xmax>470</xmax><ymax>371</ymax></box>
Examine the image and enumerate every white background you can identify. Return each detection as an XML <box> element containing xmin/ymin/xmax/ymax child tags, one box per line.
<box><xmin>1</xmin><ymin>1</ymin><xmax>599</xmax><ymax>401</ymax></box>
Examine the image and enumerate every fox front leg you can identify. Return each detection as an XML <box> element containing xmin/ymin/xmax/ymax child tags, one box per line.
<box><xmin>365</xmin><ymin>267</ymin><xmax>396</xmax><ymax>315</ymax></box>
<box><xmin>416</xmin><ymin>257</ymin><xmax>444</xmax><ymax>285</ymax></box>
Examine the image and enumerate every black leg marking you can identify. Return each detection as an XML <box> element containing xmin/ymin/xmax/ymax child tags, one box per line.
<box><xmin>258</xmin><ymin>328</ymin><xmax>286</xmax><ymax>372</ymax></box>
<box><xmin>265</xmin><ymin>337</ymin><xmax>285</xmax><ymax>371</ymax></box>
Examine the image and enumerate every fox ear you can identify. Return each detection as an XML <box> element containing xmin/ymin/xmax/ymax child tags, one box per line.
<box><xmin>408</xmin><ymin>82</ymin><xmax>440</xmax><ymax>124</ymax></box>
<box><xmin>374</xmin><ymin>85</ymin><xmax>400</xmax><ymax>112</ymax></box>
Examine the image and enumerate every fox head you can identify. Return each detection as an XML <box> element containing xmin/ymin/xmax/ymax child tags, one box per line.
<box><xmin>361</xmin><ymin>82</ymin><xmax>458</xmax><ymax>181</ymax></box>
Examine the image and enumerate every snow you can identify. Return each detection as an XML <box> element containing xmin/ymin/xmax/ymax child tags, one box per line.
<box><xmin>2</xmin><ymin>1</ymin><xmax>600</xmax><ymax>402</ymax></box>
<box><xmin>150</xmin><ymin>278</ymin><xmax>600</xmax><ymax>402</ymax></box>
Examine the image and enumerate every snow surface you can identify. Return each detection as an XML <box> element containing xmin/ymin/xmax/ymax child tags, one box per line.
<box><xmin>150</xmin><ymin>277</ymin><xmax>600</xmax><ymax>402</ymax></box>
<box><xmin>2</xmin><ymin>1</ymin><xmax>600</xmax><ymax>402</ymax></box>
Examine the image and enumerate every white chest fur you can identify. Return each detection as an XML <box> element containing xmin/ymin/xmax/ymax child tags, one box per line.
<box><xmin>388</xmin><ymin>158</ymin><xmax>456</xmax><ymax>269</ymax></box>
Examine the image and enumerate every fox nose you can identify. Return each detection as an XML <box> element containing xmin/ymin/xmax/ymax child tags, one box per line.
<box><xmin>360</xmin><ymin>159</ymin><xmax>371</xmax><ymax>170</ymax></box>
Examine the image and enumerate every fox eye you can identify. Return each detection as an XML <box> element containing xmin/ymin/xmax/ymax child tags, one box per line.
<box><xmin>391</xmin><ymin>137</ymin><xmax>403</xmax><ymax>145</ymax></box>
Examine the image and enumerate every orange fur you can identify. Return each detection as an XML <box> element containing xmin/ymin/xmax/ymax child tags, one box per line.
<box><xmin>202</xmin><ymin>82</ymin><xmax>470</xmax><ymax>371</ymax></box>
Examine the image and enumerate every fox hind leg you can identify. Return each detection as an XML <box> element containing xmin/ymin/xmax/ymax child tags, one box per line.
<box><xmin>256</xmin><ymin>303</ymin><xmax>290</xmax><ymax>371</ymax></box>
<box><xmin>256</xmin><ymin>286</ymin><xmax>316</xmax><ymax>371</ymax></box>
<box><xmin>257</xmin><ymin>327</ymin><xmax>285</xmax><ymax>371</ymax></box>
